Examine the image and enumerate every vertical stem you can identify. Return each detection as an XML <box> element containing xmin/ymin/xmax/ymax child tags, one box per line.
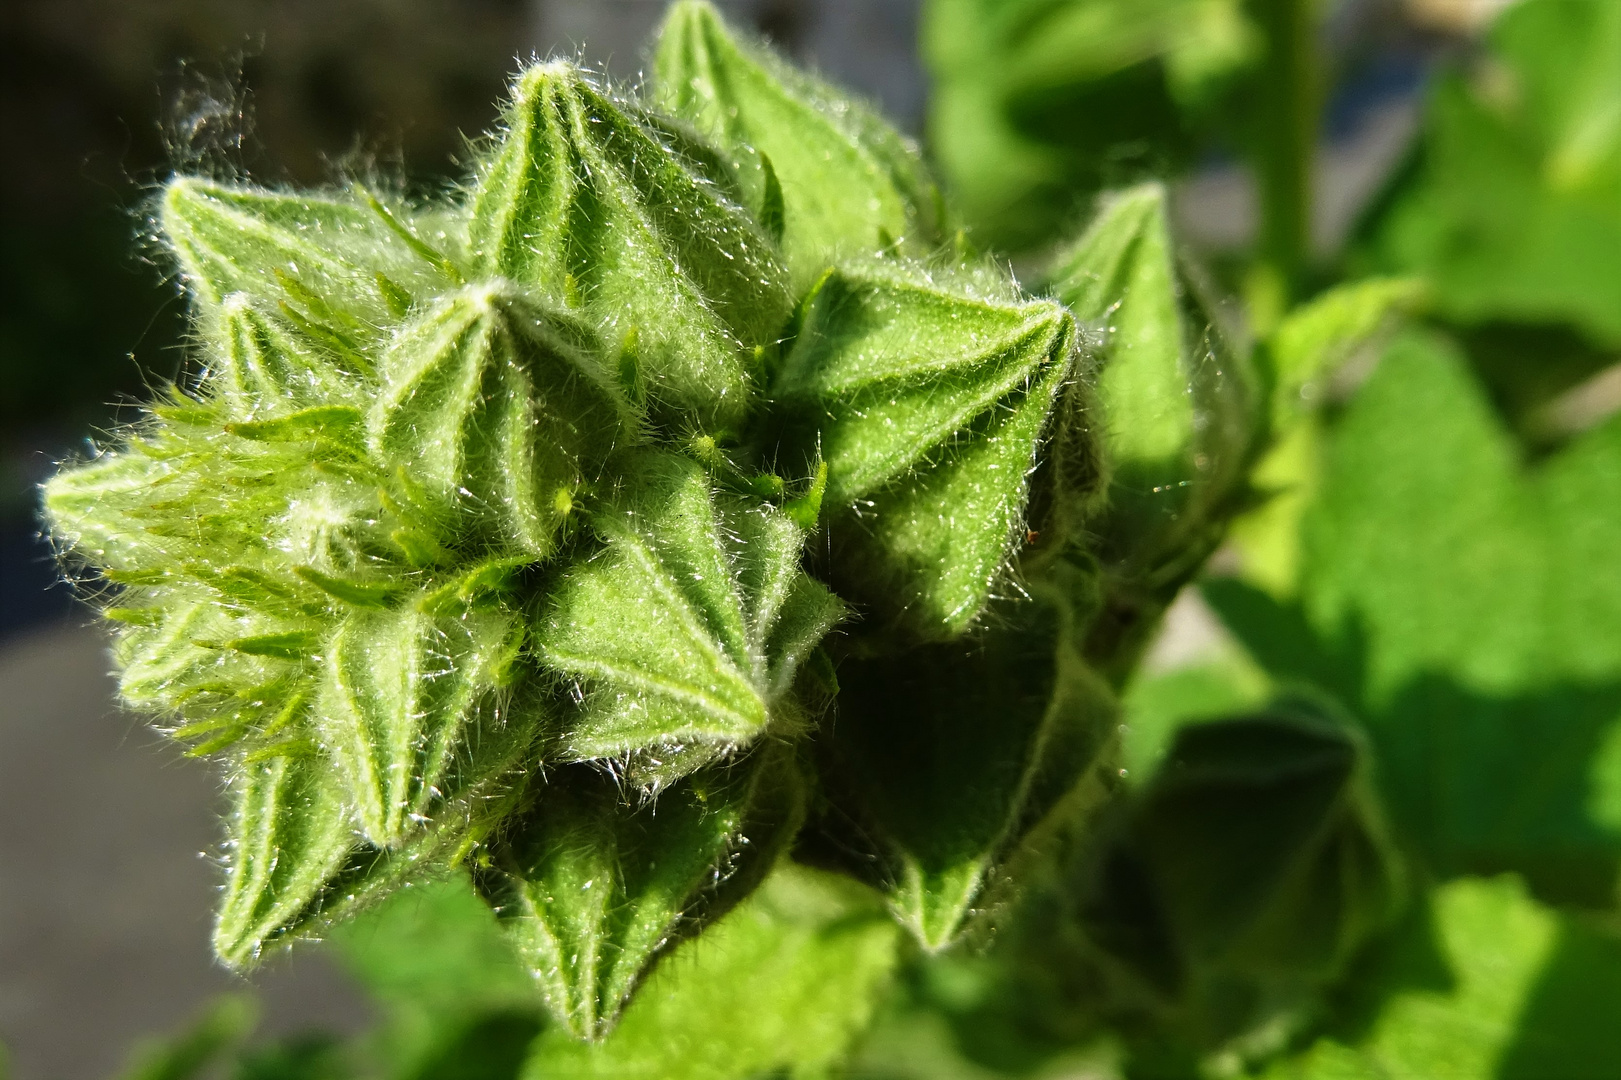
<box><xmin>1249</xmin><ymin>0</ymin><xmax>1320</xmax><ymax>301</ymax></box>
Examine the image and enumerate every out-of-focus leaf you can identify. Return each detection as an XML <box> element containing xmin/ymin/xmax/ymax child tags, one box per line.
<box><xmin>329</xmin><ymin>875</ymin><xmax>542</xmax><ymax>1078</ymax></box>
<box><xmin>118</xmin><ymin>996</ymin><xmax>258</xmax><ymax>1080</ymax></box>
<box><xmin>478</xmin><ymin>749</ymin><xmax>804</xmax><ymax>1040</ymax></box>
<box><xmin>1118</xmin><ymin>659</ymin><xmax>1269</xmax><ymax>782</ymax></box>
<box><xmin>1227</xmin><ymin>276</ymin><xmax>1424</xmax><ymax>598</ymax></box>
<box><xmin>1373</xmin><ymin>0</ymin><xmax>1621</xmax><ymax>347</ymax></box>
<box><xmin>231</xmin><ymin>1037</ymin><xmax>354</xmax><ymax>1080</ymax></box>
<box><xmin>923</xmin><ymin>0</ymin><xmax>1256</xmax><ymax>250</ymax></box>
<box><xmin>1209</xmin><ymin>328</ymin><xmax>1621</xmax><ymax>904</ymax></box>
<box><xmin>652</xmin><ymin>1</ymin><xmax>945</xmax><ymax>289</ymax></box>
<box><xmin>772</xmin><ymin>263</ymin><xmax>1080</xmax><ymax>640</ymax></box>
<box><xmin>1260</xmin><ymin>876</ymin><xmax>1621</xmax><ymax>1080</ymax></box>
<box><xmin>520</xmin><ymin>864</ymin><xmax>902</xmax><ymax>1079</ymax></box>
<box><xmin>1263</xmin><ymin>277</ymin><xmax>1426</xmax><ymax>431</ymax></box>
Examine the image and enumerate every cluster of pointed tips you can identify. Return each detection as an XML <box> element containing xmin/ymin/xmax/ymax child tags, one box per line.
<box><xmin>43</xmin><ymin>1</ymin><xmax>1260</xmax><ymax>1041</ymax></box>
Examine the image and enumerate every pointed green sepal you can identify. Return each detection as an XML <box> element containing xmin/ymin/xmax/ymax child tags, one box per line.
<box><xmin>478</xmin><ymin>747</ymin><xmax>805</xmax><ymax>1039</ymax></box>
<box><xmin>214</xmin><ymin>752</ymin><xmax>361</xmax><ymax>968</ymax></box>
<box><xmin>1045</xmin><ymin>183</ymin><xmax>1260</xmax><ymax>584</ymax></box>
<box><xmin>535</xmin><ymin>452</ymin><xmax>843</xmax><ymax>788</ymax></box>
<box><xmin>804</xmin><ymin>576</ymin><xmax>1117</xmax><ymax>949</ymax></box>
<box><xmin>316</xmin><ymin>604</ymin><xmax>521</xmax><ymax>847</ymax></box>
<box><xmin>213</xmin><ymin>295</ymin><xmax>363</xmax><ymax>417</ymax></box>
<box><xmin>466</xmin><ymin>61</ymin><xmax>791</xmax><ymax>429</ymax></box>
<box><xmin>773</xmin><ymin>263</ymin><xmax>1080</xmax><ymax>639</ymax></box>
<box><xmin>369</xmin><ymin>284</ymin><xmax>636</xmax><ymax>558</ymax></box>
<box><xmin>653</xmin><ymin>1</ymin><xmax>947</xmax><ymax>288</ymax></box>
<box><xmin>161</xmin><ymin>177</ymin><xmax>454</xmax><ymax>328</ymax></box>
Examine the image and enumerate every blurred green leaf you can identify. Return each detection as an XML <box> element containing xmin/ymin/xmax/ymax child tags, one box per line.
<box><xmin>329</xmin><ymin>873</ymin><xmax>542</xmax><ymax>1078</ymax></box>
<box><xmin>923</xmin><ymin>0</ymin><xmax>1255</xmax><ymax>249</ymax></box>
<box><xmin>1209</xmin><ymin>328</ymin><xmax>1621</xmax><ymax>904</ymax></box>
<box><xmin>118</xmin><ymin>996</ymin><xmax>257</xmax><ymax>1080</ymax></box>
<box><xmin>520</xmin><ymin>864</ymin><xmax>902</xmax><ymax>1079</ymax></box>
<box><xmin>1373</xmin><ymin>0</ymin><xmax>1621</xmax><ymax>347</ymax></box>
<box><xmin>231</xmin><ymin>1036</ymin><xmax>354</xmax><ymax>1080</ymax></box>
<box><xmin>1261</xmin><ymin>875</ymin><xmax>1621</xmax><ymax>1080</ymax></box>
<box><xmin>331</xmin><ymin>874</ymin><xmax>538</xmax><ymax>1016</ymax></box>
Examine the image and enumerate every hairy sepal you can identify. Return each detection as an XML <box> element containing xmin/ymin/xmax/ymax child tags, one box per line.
<box><xmin>161</xmin><ymin>177</ymin><xmax>454</xmax><ymax>335</ymax></box>
<box><xmin>772</xmin><ymin>263</ymin><xmax>1081</xmax><ymax>640</ymax></box>
<box><xmin>1045</xmin><ymin>183</ymin><xmax>1260</xmax><ymax>585</ymax></box>
<box><xmin>653</xmin><ymin>1</ymin><xmax>947</xmax><ymax>288</ymax></box>
<box><xmin>466</xmin><ymin>60</ymin><xmax>791</xmax><ymax>430</ymax></box>
<box><xmin>370</xmin><ymin>284</ymin><xmax>637</xmax><ymax>559</ymax></box>
<box><xmin>214</xmin><ymin>752</ymin><xmax>359</xmax><ymax>968</ymax></box>
<box><xmin>535</xmin><ymin>451</ymin><xmax>844</xmax><ymax>789</ymax></box>
<box><xmin>214</xmin><ymin>716</ymin><xmax>540</xmax><ymax>968</ymax></box>
<box><xmin>806</xmin><ymin>572</ymin><xmax>1117</xmax><ymax>950</ymax></box>
<box><xmin>317</xmin><ymin>603</ymin><xmax>521</xmax><ymax>847</ymax></box>
<box><xmin>477</xmin><ymin>747</ymin><xmax>805</xmax><ymax>1040</ymax></box>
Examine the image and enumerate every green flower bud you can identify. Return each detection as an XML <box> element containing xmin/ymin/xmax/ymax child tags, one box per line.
<box><xmin>653</xmin><ymin>1</ymin><xmax>947</xmax><ymax>288</ymax></box>
<box><xmin>536</xmin><ymin>452</ymin><xmax>843</xmax><ymax>790</ymax></box>
<box><xmin>1070</xmin><ymin>700</ymin><xmax>1403</xmax><ymax>1033</ymax></box>
<box><xmin>804</xmin><ymin>568</ymin><xmax>1117</xmax><ymax>949</ymax></box>
<box><xmin>467</xmin><ymin>61</ymin><xmax>792</xmax><ymax>429</ymax></box>
<box><xmin>772</xmin><ymin>263</ymin><xmax>1082</xmax><ymax>640</ymax></box>
<box><xmin>478</xmin><ymin>748</ymin><xmax>804</xmax><ymax>1039</ymax></box>
<box><xmin>1044</xmin><ymin>183</ymin><xmax>1260</xmax><ymax>677</ymax></box>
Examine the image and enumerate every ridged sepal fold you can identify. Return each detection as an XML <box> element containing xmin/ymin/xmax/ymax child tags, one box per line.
<box><xmin>772</xmin><ymin>264</ymin><xmax>1085</xmax><ymax>639</ymax></box>
<box><xmin>535</xmin><ymin>451</ymin><xmax>844</xmax><ymax>789</ymax></box>
<box><xmin>214</xmin><ymin>752</ymin><xmax>360</xmax><ymax>968</ymax></box>
<box><xmin>477</xmin><ymin>747</ymin><xmax>805</xmax><ymax>1039</ymax></box>
<box><xmin>653</xmin><ymin>0</ymin><xmax>947</xmax><ymax>287</ymax></box>
<box><xmin>466</xmin><ymin>61</ymin><xmax>792</xmax><ymax>429</ymax></box>
<box><xmin>370</xmin><ymin>284</ymin><xmax>638</xmax><ymax>558</ymax></box>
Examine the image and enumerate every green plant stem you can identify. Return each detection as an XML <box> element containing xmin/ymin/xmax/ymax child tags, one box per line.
<box><xmin>1248</xmin><ymin>0</ymin><xmax>1321</xmax><ymax>300</ymax></box>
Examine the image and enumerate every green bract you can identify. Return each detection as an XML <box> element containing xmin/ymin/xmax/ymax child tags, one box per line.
<box><xmin>39</xmin><ymin>1</ymin><xmax>1279</xmax><ymax>1046</ymax></box>
<box><xmin>1043</xmin><ymin>182</ymin><xmax>1259</xmax><ymax>680</ymax></box>
<box><xmin>653</xmin><ymin>1</ymin><xmax>948</xmax><ymax>288</ymax></box>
